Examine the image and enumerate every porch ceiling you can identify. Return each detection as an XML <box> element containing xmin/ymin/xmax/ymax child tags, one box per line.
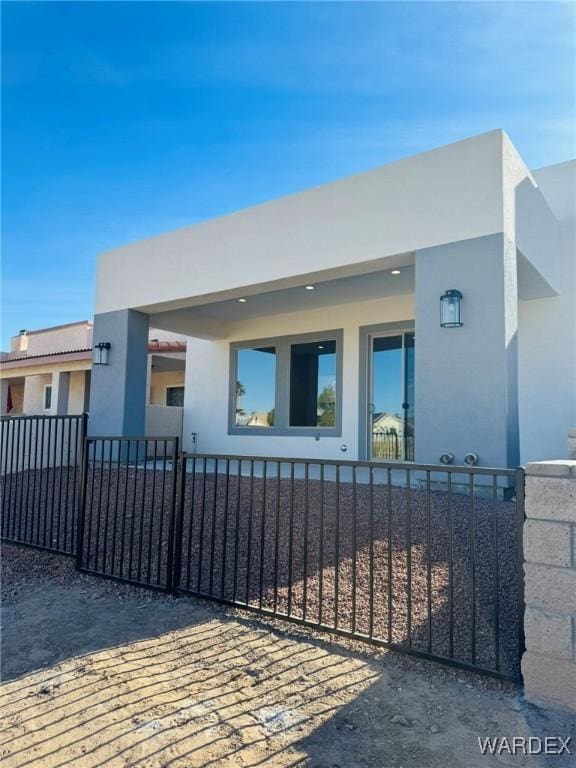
<box><xmin>150</xmin><ymin>353</ymin><xmax>185</xmax><ymax>371</ymax></box>
<box><xmin>146</xmin><ymin>260</ymin><xmax>415</xmax><ymax>339</ymax></box>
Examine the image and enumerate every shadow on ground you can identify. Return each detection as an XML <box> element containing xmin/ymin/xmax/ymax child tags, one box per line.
<box><xmin>1</xmin><ymin>545</ymin><xmax>573</xmax><ymax>768</ymax></box>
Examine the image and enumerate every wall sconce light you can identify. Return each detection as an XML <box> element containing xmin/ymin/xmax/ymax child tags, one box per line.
<box><xmin>440</xmin><ymin>289</ymin><xmax>463</xmax><ymax>328</ymax></box>
<box><xmin>93</xmin><ymin>341</ymin><xmax>111</xmax><ymax>365</ymax></box>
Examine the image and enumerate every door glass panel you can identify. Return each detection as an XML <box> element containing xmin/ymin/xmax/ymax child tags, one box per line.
<box><xmin>370</xmin><ymin>333</ymin><xmax>415</xmax><ymax>460</ymax></box>
<box><xmin>371</xmin><ymin>336</ymin><xmax>403</xmax><ymax>459</ymax></box>
<box><xmin>404</xmin><ymin>333</ymin><xmax>415</xmax><ymax>460</ymax></box>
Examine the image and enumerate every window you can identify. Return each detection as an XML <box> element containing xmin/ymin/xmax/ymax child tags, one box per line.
<box><xmin>43</xmin><ymin>385</ymin><xmax>52</xmax><ymax>411</ymax></box>
<box><xmin>229</xmin><ymin>330</ymin><xmax>342</xmax><ymax>436</ymax></box>
<box><xmin>234</xmin><ymin>347</ymin><xmax>276</xmax><ymax>427</ymax></box>
<box><xmin>166</xmin><ymin>386</ymin><xmax>185</xmax><ymax>407</ymax></box>
<box><xmin>289</xmin><ymin>340</ymin><xmax>337</xmax><ymax>427</ymax></box>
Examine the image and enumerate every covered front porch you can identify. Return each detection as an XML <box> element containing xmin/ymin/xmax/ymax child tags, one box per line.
<box><xmin>89</xmin><ymin>131</ymin><xmax>568</xmax><ymax>467</ymax></box>
<box><xmin>89</xmin><ymin>230</ymin><xmax>531</xmax><ymax>468</ymax></box>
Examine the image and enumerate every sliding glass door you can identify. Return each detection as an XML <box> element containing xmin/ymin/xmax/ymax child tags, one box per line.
<box><xmin>368</xmin><ymin>332</ymin><xmax>415</xmax><ymax>461</ymax></box>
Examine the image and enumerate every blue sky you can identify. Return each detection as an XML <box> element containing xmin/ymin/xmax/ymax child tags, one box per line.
<box><xmin>2</xmin><ymin>1</ymin><xmax>575</xmax><ymax>349</ymax></box>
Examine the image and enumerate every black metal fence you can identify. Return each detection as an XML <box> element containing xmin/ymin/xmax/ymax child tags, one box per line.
<box><xmin>76</xmin><ymin>436</ymin><xmax>179</xmax><ymax>591</ymax></box>
<box><xmin>1</xmin><ymin>419</ymin><xmax>525</xmax><ymax>681</ymax></box>
<box><xmin>1</xmin><ymin>414</ymin><xmax>86</xmax><ymax>555</ymax></box>
<box><xmin>176</xmin><ymin>454</ymin><xmax>524</xmax><ymax>681</ymax></box>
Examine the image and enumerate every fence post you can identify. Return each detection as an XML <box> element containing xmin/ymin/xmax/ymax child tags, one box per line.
<box><xmin>522</xmin><ymin>461</ymin><xmax>576</xmax><ymax>712</ymax></box>
<box><xmin>75</xmin><ymin>425</ymin><xmax>90</xmax><ymax>570</ymax></box>
<box><xmin>515</xmin><ymin>466</ymin><xmax>526</xmax><ymax>683</ymax></box>
<box><xmin>171</xmin><ymin>451</ymin><xmax>187</xmax><ymax>596</ymax></box>
<box><xmin>165</xmin><ymin>437</ymin><xmax>180</xmax><ymax>594</ymax></box>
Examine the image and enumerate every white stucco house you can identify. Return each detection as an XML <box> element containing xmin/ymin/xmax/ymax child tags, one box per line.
<box><xmin>90</xmin><ymin>130</ymin><xmax>575</xmax><ymax>468</ymax></box>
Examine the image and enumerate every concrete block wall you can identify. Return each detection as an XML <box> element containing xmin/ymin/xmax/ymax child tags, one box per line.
<box><xmin>522</xmin><ymin>460</ymin><xmax>576</xmax><ymax>712</ymax></box>
<box><xmin>569</xmin><ymin>429</ymin><xmax>576</xmax><ymax>459</ymax></box>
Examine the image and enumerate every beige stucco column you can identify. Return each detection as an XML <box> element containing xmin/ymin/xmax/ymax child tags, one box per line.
<box><xmin>23</xmin><ymin>374</ymin><xmax>49</xmax><ymax>415</ymax></box>
<box><xmin>522</xmin><ymin>460</ymin><xmax>576</xmax><ymax>712</ymax></box>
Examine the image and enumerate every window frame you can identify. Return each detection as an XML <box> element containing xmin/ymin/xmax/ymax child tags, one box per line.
<box><xmin>43</xmin><ymin>384</ymin><xmax>52</xmax><ymax>412</ymax></box>
<box><xmin>228</xmin><ymin>329</ymin><xmax>343</xmax><ymax>437</ymax></box>
<box><xmin>165</xmin><ymin>385</ymin><xmax>185</xmax><ymax>407</ymax></box>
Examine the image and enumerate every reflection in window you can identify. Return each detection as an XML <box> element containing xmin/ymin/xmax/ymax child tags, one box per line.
<box><xmin>289</xmin><ymin>340</ymin><xmax>337</xmax><ymax>427</ymax></box>
<box><xmin>235</xmin><ymin>347</ymin><xmax>276</xmax><ymax>427</ymax></box>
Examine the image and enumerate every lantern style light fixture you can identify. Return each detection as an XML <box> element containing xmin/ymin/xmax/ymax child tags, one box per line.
<box><xmin>440</xmin><ymin>289</ymin><xmax>463</xmax><ymax>328</ymax></box>
<box><xmin>93</xmin><ymin>341</ymin><xmax>111</xmax><ymax>365</ymax></box>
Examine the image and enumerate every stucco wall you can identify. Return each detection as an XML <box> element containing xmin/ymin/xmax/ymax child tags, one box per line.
<box><xmin>183</xmin><ymin>294</ymin><xmax>415</xmax><ymax>457</ymax></box>
<box><xmin>145</xmin><ymin>405</ymin><xmax>183</xmax><ymax>443</ymax></box>
<box><xmin>0</xmin><ymin>359</ymin><xmax>91</xmax><ymax>380</ymax></box>
<box><xmin>4</xmin><ymin>369</ymin><xmax>88</xmax><ymax>416</ymax></box>
<box><xmin>22</xmin><ymin>374</ymin><xmax>51</xmax><ymax>415</ymax></box>
<box><xmin>415</xmin><ymin>234</ymin><xmax>519</xmax><ymax>468</ymax></box>
<box><xmin>25</xmin><ymin>323</ymin><xmax>92</xmax><ymax>356</ymax></box>
<box><xmin>518</xmin><ymin>292</ymin><xmax>576</xmax><ymax>462</ymax></box>
<box><xmin>150</xmin><ymin>370</ymin><xmax>185</xmax><ymax>406</ymax></box>
<box><xmin>517</xmin><ymin>166</ymin><xmax>576</xmax><ymax>463</ymax></box>
<box><xmin>96</xmin><ymin>131</ymin><xmax>506</xmax><ymax>315</ymax></box>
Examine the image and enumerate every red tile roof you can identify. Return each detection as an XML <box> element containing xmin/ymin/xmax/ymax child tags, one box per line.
<box><xmin>0</xmin><ymin>340</ymin><xmax>186</xmax><ymax>368</ymax></box>
<box><xmin>147</xmin><ymin>341</ymin><xmax>187</xmax><ymax>353</ymax></box>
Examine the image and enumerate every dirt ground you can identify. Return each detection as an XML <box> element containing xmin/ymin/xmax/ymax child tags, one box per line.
<box><xmin>1</xmin><ymin>545</ymin><xmax>574</xmax><ymax>768</ymax></box>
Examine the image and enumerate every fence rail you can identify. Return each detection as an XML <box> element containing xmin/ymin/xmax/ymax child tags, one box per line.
<box><xmin>176</xmin><ymin>454</ymin><xmax>523</xmax><ymax>680</ymax></box>
<box><xmin>1</xmin><ymin>414</ymin><xmax>86</xmax><ymax>555</ymax></box>
<box><xmin>0</xmin><ymin>419</ymin><xmax>524</xmax><ymax>682</ymax></box>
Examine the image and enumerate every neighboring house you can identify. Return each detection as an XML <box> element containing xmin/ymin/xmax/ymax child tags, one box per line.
<box><xmin>0</xmin><ymin>321</ymin><xmax>187</xmax><ymax>442</ymax></box>
<box><xmin>372</xmin><ymin>413</ymin><xmax>404</xmax><ymax>434</ymax></box>
<box><xmin>85</xmin><ymin>131</ymin><xmax>574</xmax><ymax>467</ymax></box>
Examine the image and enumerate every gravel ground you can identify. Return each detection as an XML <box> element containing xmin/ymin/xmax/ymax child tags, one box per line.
<box><xmin>1</xmin><ymin>465</ymin><xmax>79</xmax><ymax>555</ymax></box>
<box><xmin>2</xmin><ymin>545</ymin><xmax>575</xmax><ymax>768</ymax></box>
<box><xmin>2</xmin><ymin>461</ymin><xmax>521</xmax><ymax>678</ymax></box>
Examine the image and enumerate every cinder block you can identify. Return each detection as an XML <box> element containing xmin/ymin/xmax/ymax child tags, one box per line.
<box><xmin>524</xmin><ymin>607</ymin><xmax>574</xmax><ymax>660</ymax></box>
<box><xmin>525</xmin><ymin>476</ymin><xmax>576</xmax><ymax>523</ymax></box>
<box><xmin>525</xmin><ymin>461</ymin><xmax>575</xmax><ymax>478</ymax></box>
<box><xmin>525</xmin><ymin>563</ymin><xmax>576</xmax><ymax>615</ymax></box>
<box><xmin>522</xmin><ymin>651</ymin><xmax>576</xmax><ymax>712</ymax></box>
<box><xmin>524</xmin><ymin>520</ymin><xmax>572</xmax><ymax>567</ymax></box>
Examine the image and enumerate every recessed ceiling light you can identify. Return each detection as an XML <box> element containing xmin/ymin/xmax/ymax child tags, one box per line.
<box><xmin>305</xmin><ymin>285</ymin><xmax>315</xmax><ymax>291</ymax></box>
<box><xmin>391</xmin><ymin>269</ymin><xmax>401</xmax><ymax>275</ymax></box>
<box><xmin>238</xmin><ymin>297</ymin><xmax>247</xmax><ymax>303</ymax></box>
<box><xmin>317</xmin><ymin>345</ymin><xmax>324</xmax><ymax>350</ymax></box>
